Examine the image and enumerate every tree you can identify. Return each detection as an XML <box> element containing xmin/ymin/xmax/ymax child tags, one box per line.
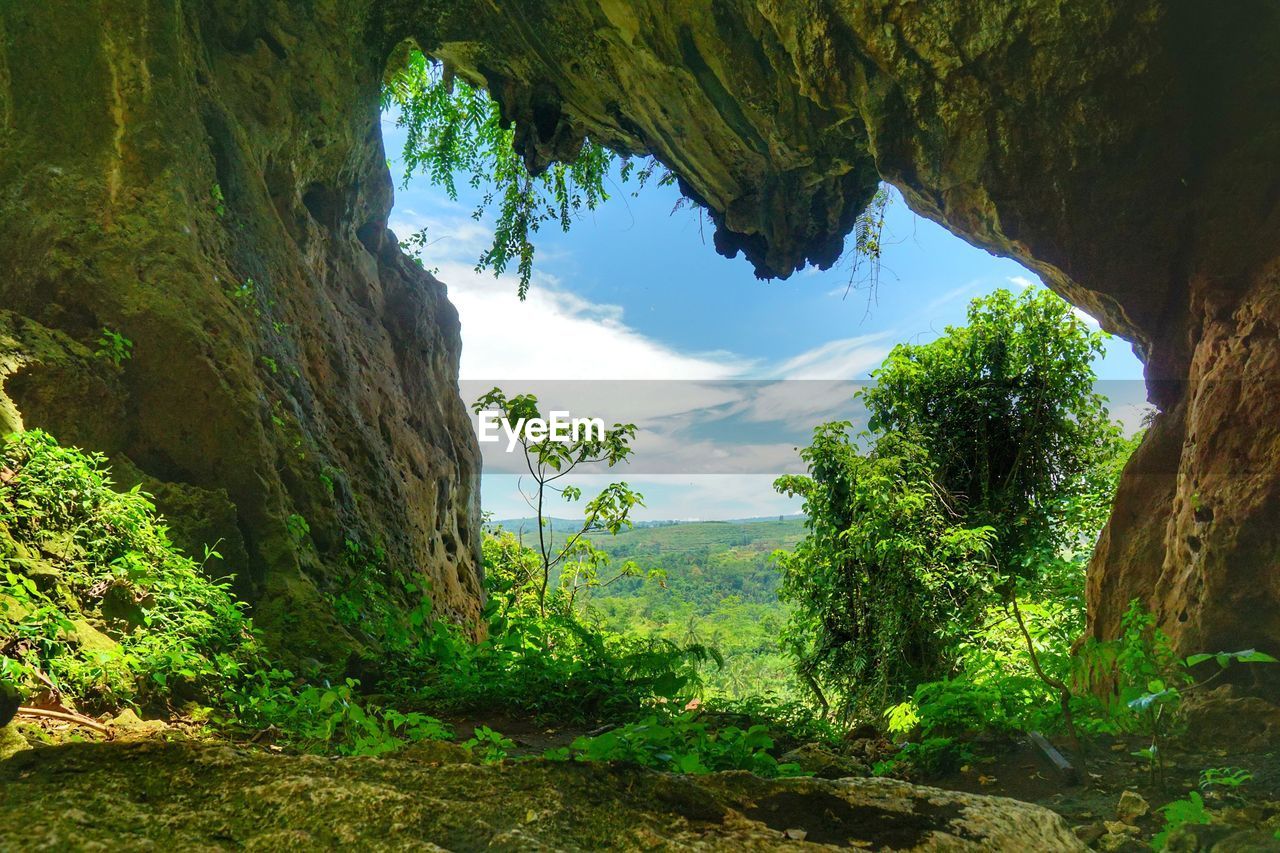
<box><xmin>776</xmin><ymin>288</ymin><xmax>1125</xmax><ymax>718</ymax></box>
<box><xmin>472</xmin><ymin>388</ymin><xmax>645</xmax><ymax>618</ymax></box>
<box><xmin>862</xmin><ymin>288</ymin><xmax>1121</xmax><ymax>576</ymax></box>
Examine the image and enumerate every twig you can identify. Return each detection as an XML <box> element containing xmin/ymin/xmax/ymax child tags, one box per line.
<box><xmin>16</xmin><ymin>706</ymin><xmax>109</xmax><ymax>733</ymax></box>
<box><xmin>1010</xmin><ymin>595</ymin><xmax>1081</xmax><ymax>755</ymax></box>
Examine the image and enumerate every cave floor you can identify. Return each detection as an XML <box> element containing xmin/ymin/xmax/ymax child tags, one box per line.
<box><xmin>2</xmin><ymin>716</ymin><xmax>1279</xmax><ymax>850</ymax></box>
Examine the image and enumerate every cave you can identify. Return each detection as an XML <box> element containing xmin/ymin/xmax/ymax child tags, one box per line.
<box><xmin>2</xmin><ymin>2</ymin><xmax>1278</xmax><ymax>689</ymax></box>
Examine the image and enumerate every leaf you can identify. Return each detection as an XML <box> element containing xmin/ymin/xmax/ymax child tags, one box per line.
<box><xmin>1237</xmin><ymin>649</ymin><xmax>1278</xmax><ymax>664</ymax></box>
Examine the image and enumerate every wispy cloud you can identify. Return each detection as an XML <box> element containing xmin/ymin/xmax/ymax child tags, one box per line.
<box><xmin>760</xmin><ymin>334</ymin><xmax>892</xmax><ymax>380</ymax></box>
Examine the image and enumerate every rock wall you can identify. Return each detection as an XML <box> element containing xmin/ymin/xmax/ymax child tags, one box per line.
<box><xmin>3</xmin><ymin>0</ymin><xmax>1277</xmax><ymax>685</ymax></box>
<box><xmin>0</xmin><ymin>1</ymin><xmax>483</xmax><ymax>663</ymax></box>
<box><xmin>411</xmin><ymin>1</ymin><xmax>1280</xmax><ymax>681</ymax></box>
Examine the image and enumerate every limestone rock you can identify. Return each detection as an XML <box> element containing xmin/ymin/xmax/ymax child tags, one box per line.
<box><xmin>0</xmin><ymin>740</ymin><xmax>1087</xmax><ymax>850</ymax></box>
<box><xmin>1117</xmin><ymin>790</ymin><xmax>1150</xmax><ymax>824</ymax></box>
<box><xmin>0</xmin><ymin>2</ymin><xmax>483</xmax><ymax>659</ymax></box>
<box><xmin>109</xmin><ymin>709</ymin><xmax>167</xmax><ymax>739</ymax></box>
<box><xmin>0</xmin><ymin>725</ymin><xmax>30</xmax><ymax>762</ymax></box>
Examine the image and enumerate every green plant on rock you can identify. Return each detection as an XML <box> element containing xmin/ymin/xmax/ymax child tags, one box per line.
<box><xmin>1151</xmin><ymin>791</ymin><xmax>1212</xmax><ymax>851</ymax></box>
<box><xmin>223</xmin><ymin>673</ymin><xmax>451</xmax><ymax>756</ymax></box>
<box><xmin>562</xmin><ymin>712</ymin><xmax>804</xmax><ymax>778</ymax></box>
<box><xmin>285</xmin><ymin>513</ymin><xmax>310</xmax><ymax>545</ymax></box>
<box><xmin>95</xmin><ymin>328</ymin><xmax>133</xmax><ymax>367</ymax></box>
<box><xmin>464</xmin><ymin>725</ymin><xmax>515</xmax><ymax>764</ymax></box>
<box><xmin>0</xmin><ymin>430</ymin><xmax>255</xmax><ymax>712</ymax></box>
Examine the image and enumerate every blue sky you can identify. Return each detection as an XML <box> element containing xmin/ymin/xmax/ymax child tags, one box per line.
<box><xmin>381</xmin><ymin>117</ymin><xmax>1147</xmax><ymax>521</ymax></box>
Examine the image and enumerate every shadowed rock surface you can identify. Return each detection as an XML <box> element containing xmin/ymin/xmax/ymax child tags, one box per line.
<box><xmin>0</xmin><ymin>739</ymin><xmax>1085</xmax><ymax>851</ymax></box>
<box><xmin>0</xmin><ymin>2</ymin><xmax>482</xmax><ymax>659</ymax></box>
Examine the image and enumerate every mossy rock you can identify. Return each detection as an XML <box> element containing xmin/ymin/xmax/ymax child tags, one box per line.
<box><xmin>0</xmin><ymin>740</ymin><xmax>1086</xmax><ymax>850</ymax></box>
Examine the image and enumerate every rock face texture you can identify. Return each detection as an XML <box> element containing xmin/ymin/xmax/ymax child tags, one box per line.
<box><xmin>0</xmin><ymin>739</ymin><xmax>1086</xmax><ymax>850</ymax></box>
<box><xmin>0</xmin><ymin>2</ymin><xmax>482</xmax><ymax>660</ymax></box>
<box><xmin>3</xmin><ymin>1</ymin><xmax>1278</xmax><ymax>682</ymax></box>
<box><xmin>409</xmin><ymin>1</ymin><xmax>1280</xmax><ymax>683</ymax></box>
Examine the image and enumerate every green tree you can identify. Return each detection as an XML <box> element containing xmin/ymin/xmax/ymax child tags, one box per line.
<box><xmin>775</xmin><ymin>430</ymin><xmax>996</xmax><ymax>716</ymax></box>
<box><xmin>776</xmin><ymin>288</ymin><xmax>1125</xmax><ymax>717</ymax></box>
<box><xmin>862</xmin><ymin>287</ymin><xmax>1121</xmax><ymax>576</ymax></box>
<box><xmin>472</xmin><ymin>388</ymin><xmax>645</xmax><ymax>618</ymax></box>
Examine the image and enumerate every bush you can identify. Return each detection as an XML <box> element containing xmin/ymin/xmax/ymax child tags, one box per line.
<box><xmin>557</xmin><ymin>712</ymin><xmax>805</xmax><ymax>778</ymax></box>
<box><xmin>0</xmin><ymin>430</ymin><xmax>256</xmax><ymax>712</ymax></box>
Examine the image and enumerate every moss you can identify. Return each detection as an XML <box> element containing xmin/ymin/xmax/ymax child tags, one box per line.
<box><xmin>0</xmin><ymin>739</ymin><xmax>1086</xmax><ymax>850</ymax></box>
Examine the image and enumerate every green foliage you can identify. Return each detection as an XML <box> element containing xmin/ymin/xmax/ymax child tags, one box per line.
<box><xmin>775</xmin><ymin>288</ymin><xmax>1126</xmax><ymax>717</ymax></box>
<box><xmin>775</xmin><ymin>427</ymin><xmax>996</xmax><ymax>716</ymax></box>
<box><xmin>285</xmin><ymin>513</ymin><xmax>310</xmax><ymax>545</ymax></box>
<box><xmin>210</xmin><ymin>182</ymin><xmax>226</xmax><ymax>217</ymax></box>
<box><xmin>1151</xmin><ymin>791</ymin><xmax>1212</xmax><ymax>850</ymax></box>
<box><xmin>226</xmin><ymin>278</ymin><xmax>260</xmax><ymax>318</ymax></box>
<box><xmin>575</xmin><ymin>518</ymin><xmax>802</xmax><ymax>698</ymax></box>
<box><xmin>0</xmin><ymin>431</ymin><xmax>453</xmax><ymax>757</ymax></box>
<box><xmin>464</xmin><ymin>725</ymin><xmax>515</xmax><ymax>764</ymax></box>
<box><xmin>561</xmin><ymin>712</ymin><xmax>805</xmax><ymax>778</ymax></box>
<box><xmin>400</xmin><ymin>529</ymin><xmax>719</xmax><ymax>722</ymax></box>
<box><xmin>0</xmin><ymin>430</ymin><xmax>254</xmax><ymax>711</ymax></box>
<box><xmin>1199</xmin><ymin>767</ymin><xmax>1252</xmax><ymax>790</ymax></box>
<box><xmin>472</xmin><ymin>388</ymin><xmax>643</xmax><ymax>618</ymax></box>
<box><xmin>95</xmin><ymin>327</ymin><xmax>133</xmax><ymax>366</ymax></box>
<box><xmin>861</xmin><ymin>287</ymin><xmax>1121</xmax><ymax>574</ymax></box>
<box><xmin>383</xmin><ymin>50</ymin><xmax>669</xmax><ymax>298</ymax></box>
<box><xmin>707</xmin><ymin>693</ymin><xmax>842</xmax><ymax>747</ymax></box>
<box><xmin>895</xmin><ymin>737</ymin><xmax>973</xmax><ymax>776</ymax></box>
<box><xmin>225</xmin><ymin>675</ymin><xmax>451</xmax><ymax>756</ymax></box>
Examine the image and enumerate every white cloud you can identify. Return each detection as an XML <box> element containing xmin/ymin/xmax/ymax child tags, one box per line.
<box><xmin>405</xmin><ymin>205</ymin><xmax>900</xmax><ymax>383</ymax></box>
<box><xmin>446</xmin><ymin>261</ymin><xmax>749</xmax><ymax>380</ymax></box>
<box><xmin>923</xmin><ymin>280</ymin><xmax>981</xmax><ymax>313</ymax></box>
<box><xmin>760</xmin><ymin>334</ymin><xmax>892</xmax><ymax>380</ymax></box>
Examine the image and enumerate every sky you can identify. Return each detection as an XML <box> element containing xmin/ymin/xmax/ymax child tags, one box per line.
<box><xmin>380</xmin><ymin>115</ymin><xmax>1148</xmax><ymax>521</ymax></box>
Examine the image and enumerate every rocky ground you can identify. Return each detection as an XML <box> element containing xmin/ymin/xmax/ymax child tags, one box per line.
<box><xmin>3</xmin><ymin>713</ymin><xmax>1278</xmax><ymax>851</ymax></box>
<box><xmin>0</xmin><ymin>732</ymin><xmax>1083</xmax><ymax>852</ymax></box>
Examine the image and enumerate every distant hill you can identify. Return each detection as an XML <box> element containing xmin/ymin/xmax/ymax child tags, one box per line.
<box><xmin>489</xmin><ymin>515</ymin><xmax>806</xmax><ymax>545</ymax></box>
<box><xmin>484</xmin><ymin>515</ymin><xmax>805</xmax><ymax>698</ymax></box>
<box><xmin>595</xmin><ymin>517</ymin><xmax>806</xmax><ymax>562</ymax></box>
